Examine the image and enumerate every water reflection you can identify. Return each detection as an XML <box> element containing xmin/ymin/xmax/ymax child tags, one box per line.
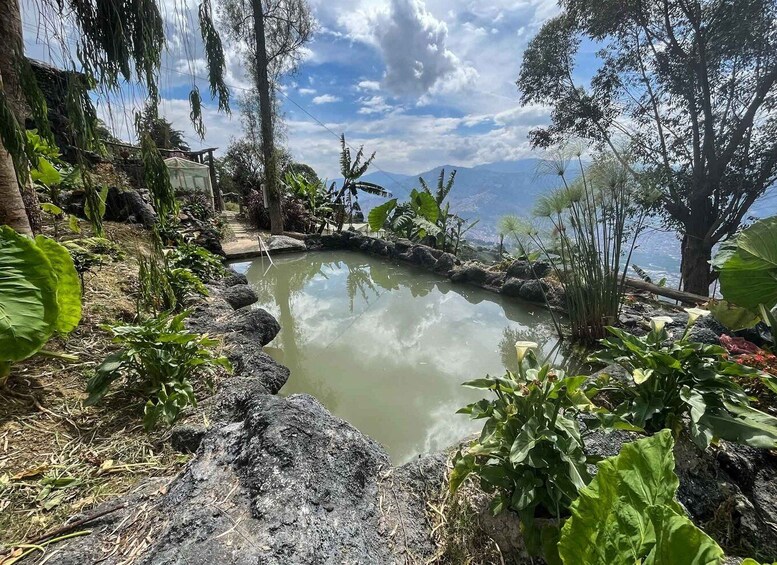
<box><xmin>232</xmin><ymin>251</ymin><xmax>565</xmax><ymax>464</ymax></box>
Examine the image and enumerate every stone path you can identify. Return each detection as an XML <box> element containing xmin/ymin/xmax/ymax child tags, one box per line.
<box><xmin>221</xmin><ymin>211</ymin><xmax>306</xmax><ymax>260</ymax></box>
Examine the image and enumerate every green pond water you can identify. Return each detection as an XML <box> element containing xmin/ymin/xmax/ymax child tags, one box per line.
<box><xmin>231</xmin><ymin>250</ymin><xmax>565</xmax><ymax>464</ymax></box>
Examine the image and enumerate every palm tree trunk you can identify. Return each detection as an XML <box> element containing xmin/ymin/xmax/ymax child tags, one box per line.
<box><xmin>252</xmin><ymin>0</ymin><xmax>283</xmax><ymax>235</ymax></box>
<box><xmin>0</xmin><ymin>0</ymin><xmax>38</xmax><ymax>234</ymax></box>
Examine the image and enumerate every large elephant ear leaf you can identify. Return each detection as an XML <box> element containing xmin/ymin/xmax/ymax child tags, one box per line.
<box><xmin>643</xmin><ymin>505</ymin><xmax>724</xmax><ymax>565</ymax></box>
<box><xmin>717</xmin><ymin>217</ymin><xmax>777</xmax><ymax>310</ymax></box>
<box><xmin>368</xmin><ymin>198</ymin><xmax>397</xmax><ymax>232</ymax></box>
<box><xmin>35</xmin><ymin>236</ymin><xmax>82</xmax><ymax>334</ymax></box>
<box><xmin>0</xmin><ymin>227</ymin><xmax>59</xmax><ymax>361</ymax></box>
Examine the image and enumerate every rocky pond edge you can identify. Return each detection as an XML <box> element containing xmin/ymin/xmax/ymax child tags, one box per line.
<box><xmin>44</xmin><ymin>243</ymin><xmax>777</xmax><ymax>564</ymax></box>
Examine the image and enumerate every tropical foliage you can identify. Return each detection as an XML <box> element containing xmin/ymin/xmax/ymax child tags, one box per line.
<box><xmin>451</xmin><ymin>346</ymin><xmax>594</xmax><ymax>557</ymax></box>
<box><xmin>166</xmin><ymin>242</ymin><xmax>226</xmax><ymax>282</ymax></box>
<box><xmin>85</xmin><ymin>312</ymin><xmax>231</xmax><ymax>429</ymax></box>
<box><xmin>331</xmin><ymin>134</ymin><xmax>388</xmax><ymax>230</ymax></box>
<box><xmin>368</xmin><ymin>169</ymin><xmax>478</xmax><ymax>254</ymax></box>
<box><xmin>0</xmin><ymin>227</ymin><xmax>81</xmax><ymax>383</ymax></box>
<box><xmin>558</xmin><ymin>430</ymin><xmax>724</xmax><ymax>564</ymax></box>
<box><xmin>589</xmin><ymin>319</ymin><xmax>777</xmax><ymax>450</ymax></box>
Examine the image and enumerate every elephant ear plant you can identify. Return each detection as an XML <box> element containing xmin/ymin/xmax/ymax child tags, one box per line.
<box><xmin>589</xmin><ymin>312</ymin><xmax>777</xmax><ymax>450</ymax></box>
<box><xmin>0</xmin><ymin>226</ymin><xmax>81</xmax><ymax>384</ymax></box>
<box><xmin>451</xmin><ymin>341</ymin><xmax>599</xmax><ymax>560</ymax></box>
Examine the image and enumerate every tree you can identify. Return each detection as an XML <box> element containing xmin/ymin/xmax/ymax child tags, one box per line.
<box><xmin>333</xmin><ymin>134</ymin><xmax>389</xmax><ymax>230</ymax></box>
<box><xmin>219</xmin><ymin>0</ymin><xmax>314</xmax><ymax>235</ymax></box>
<box><xmin>0</xmin><ymin>0</ymin><xmax>230</xmax><ymax>234</ymax></box>
<box><xmin>517</xmin><ymin>0</ymin><xmax>777</xmax><ymax>295</ymax></box>
<box><xmin>137</xmin><ymin>103</ymin><xmax>191</xmax><ymax>151</ymax></box>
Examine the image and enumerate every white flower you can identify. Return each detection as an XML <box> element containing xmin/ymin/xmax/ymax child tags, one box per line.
<box><xmin>515</xmin><ymin>341</ymin><xmax>539</xmax><ymax>364</ymax></box>
<box><xmin>684</xmin><ymin>307</ymin><xmax>710</xmax><ymax>326</ymax></box>
<box><xmin>649</xmin><ymin>316</ymin><xmax>674</xmax><ymax>333</ymax></box>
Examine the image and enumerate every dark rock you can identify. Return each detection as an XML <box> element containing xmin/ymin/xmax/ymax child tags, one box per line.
<box><xmin>321</xmin><ymin>233</ymin><xmax>345</xmax><ymax>248</ymax></box>
<box><xmin>221</xmin><ymin>285</ymin><xmax>258</xmax><ymax>309</ymax></box>
<box><xmin>500</xmin><ymin>277</ymin><xmax>524</xmax><ymax>297</ymax></box>
<box><xmin>506</xmin><ymin>260</ymin><xmax>551</xmax><ymax>279</ymax></box>
<box><xmin>50</xmin><ymin>395</ymin><xmax>440</xmax><ymax>564</ymax></box>
<box><xmin>370</xmin><ymin>238</ymin><xmax>389</xmax><ymax>256</ymax></box>
<box><xmin>688</xmin><ymin>326</ymin><xmax>722</xmax><ymax>345</ymax></box>
<box><xmin>304</xmin><ymin>234</ymin><xmax>323</xmax><ymax>250</ymax></box>
<box><xmin>450</xmin><ymin>263</ymin><xmax>490</xmax><ymax>285</ymax></box>
<box><xmin>419</xmin><ymin>234</ymin><xmax>437</xmax><ymax>248</ymax></box>
<box><xmin>432</xmin><ymin>253</ymin><xmax>456</xmax><ymax>275</ymax></box>
<box><xmin>170</xmin><ymin>423</ymin><xmax>207</xmax><ymax>453</ymax></box>
<box><xmin>393</xmin><ymin>239</ymin><xmax>413</xmax><ymax>254</ymax></box>
<box><xmin>518</xmin><ymin>279</ymin><xmax>549</xmax><ymax>302</ymax></box>
<box><xmin>103</xmin><ymin>186</ymin><xmax>157</xmax><ymax>227</ymax></box>
<box><xmin>410</xmin><ymin>245</ymin><xmax>439</xmax><ymax>270</ymax></box>
<box><xmin>222</xmin><ymin>270</ymin><xmax>248</xmax><ymax>287</ymax></box>
<box><xmin>223</xmin><ymin>308</ymin><xmax>281</xmax><ymax>346</ymax></box>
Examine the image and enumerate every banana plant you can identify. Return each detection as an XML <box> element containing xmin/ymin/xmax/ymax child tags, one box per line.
<box><xmin>331</xmin><ymin>134</ymin><xmax>389</xmax><ymax>230</ymax></box>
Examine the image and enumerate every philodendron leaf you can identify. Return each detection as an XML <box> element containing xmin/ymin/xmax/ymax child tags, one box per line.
<box><xmin>35</xmin><ymin>236</ymin><xmax>82</xmax><ymax>334</ymax></box>
<box><xmin>367</xmin><ymin>198</ymin><xmax>397</xmax><ymax>232</ymax></box>
<box><xmin>717</xmin><ymin>216</ymin><xmax>777</xmax><ymax>310</ymax></box>
<box><xmin>0</xmin><ymin>227</ymin><xmax>59</xmax><ymax>362</ymax></box>
<box><xmin>558</xmin><ymin>430</ymin><xmax>707</xmax><ymax>565</ymax></box>
<box><xmin>709</xmin><ymin>299</ymin><xmax>760</xmax><ymax>331</ymax></box>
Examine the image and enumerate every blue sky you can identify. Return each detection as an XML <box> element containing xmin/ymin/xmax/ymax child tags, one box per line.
<box><xmin>21</xmin><ymin>0</ymin><xmax>582</xmax><ymax>178</ymax></box>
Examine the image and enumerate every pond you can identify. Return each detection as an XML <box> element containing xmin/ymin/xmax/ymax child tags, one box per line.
<box><xmin>230</xmin><ymin>250</ymin><xmax>564</xmax><ymax>464</ymax></box>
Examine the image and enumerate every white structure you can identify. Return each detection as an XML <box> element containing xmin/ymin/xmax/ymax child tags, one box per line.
<box><xmin>164</xmin><ymin>156</ymin><xmax>214</xmax><ymax>206</ymax></box>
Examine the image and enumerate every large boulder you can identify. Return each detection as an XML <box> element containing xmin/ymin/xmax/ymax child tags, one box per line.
<box><xmin>222</xmin><ymin>284</ymin><xmax>258</xmax><ymax>309</ymax></box>
<box><xmin>500</xmin><ymin>277</ymin><xmax>524</xmax><ymax>297</ymax></box>
<box><xmin>410</xmin><ymin>245</ymin><xmax>439</xmax><ymax>270</ymax></box>
<box><xmin>266</xmin><ymin>235</ymin><xmax>306</xmax><ymax>253</ymax></box>
<box><xmin>433</xmin><ymin>253</ymin><xmax>457</xmax><ymax>276</ymax></box>
<box><xmin>48</xmin><ymin>394</ymin><xmax>443</xmax><ymax>564</ymax></box>
<box><xmin>506</xmin><ymin>260</ymin><xmax>551</xmax><ymax>280</ymax></box>
<box><xmin>450</xmin><ymin>263</ymin><xmax>490</xmax><ymax>285</ymax></box>
<box><xmin>518</xmin><ymin>279</ymin><xmax>549</xmax><ymax>302</ymax></box>
<box><xmin>104</xmin><ymin>186</ymin><xmax>157</xmax><ymax>227</ymax></box>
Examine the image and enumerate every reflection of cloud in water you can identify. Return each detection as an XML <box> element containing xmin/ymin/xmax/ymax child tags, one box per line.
<box><xmin>236</xmin><ymin>250</ymin><xmax>564</xmax><ymax>464</ymax></box>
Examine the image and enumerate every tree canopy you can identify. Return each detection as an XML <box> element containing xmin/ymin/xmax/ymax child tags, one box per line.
<box><xmin>517</xmin><ymin>0</ymin><xmax>777</xmax><ymax>294</ymax></box>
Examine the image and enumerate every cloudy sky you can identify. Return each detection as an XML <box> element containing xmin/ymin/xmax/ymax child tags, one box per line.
<box><xmin>21</xmin><ymin>0</ymin><xmax>573</xmax><ymax>179</ymax></box>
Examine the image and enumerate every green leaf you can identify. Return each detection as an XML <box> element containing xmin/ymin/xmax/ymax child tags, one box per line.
<box><xmin>41</xmin><ymin>202</ymin><xmax>64</xmax><ymax>216</ymax></box>
<box><xmin>558</xmin><ymin>430</ymin><xmax>686</xmax><ymax>564</ymax></box>
<box><xmin>709</xmin><ymin>300</ymin><xmax>761</xmax><ymax>331</ymax></box>
<box><xmin>35</xmin><ymin>236</ymin><xmax>82</xmax><ymax>335</ymax></box>
<box><xmin>367</xmin><ymin>198</ymin><xmax>397</xmax><ymax>231</ymax></box>
<box><xmin>0</xmin><ymin>227</ymin><xmax>59</xmax><ymax>362</ymax></box>
<box><xmin>84</xmin><ymin>185</ymin><xmax>109</xmax><ymax>222</ymax></box>
<box><xmin>412</xmin><ymin>189</ymin><xmax>440</xmax><ymax>222</ymax></box>
<box><xmin>31</xmin><ymin>157</ymin><xmax>62</xmax><ymax>186</ymax></box>
<box><xmin>716</xmin><ymin>217</ymin><xmax>777</xmax><ymax>310</ymax></box>
<box><xmin>633</xmin><ymin>368</ymin><xmax>653</xmax><ymax>384</ymax></box>
<box><xmin>68</xmin><ymin>215</ymin><xmax>81</xmax><ymax>234</ymax></box>
<box><xmin>643</xmin><ymin>504</ymin><xmax>724</xmax><ymax>565</ymax></box>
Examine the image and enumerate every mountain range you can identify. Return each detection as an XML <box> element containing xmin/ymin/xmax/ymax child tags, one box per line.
<box><xmin>342</xmin><ymin>158</ymin><xmax>777</xmax><ymax>286</ymax></box>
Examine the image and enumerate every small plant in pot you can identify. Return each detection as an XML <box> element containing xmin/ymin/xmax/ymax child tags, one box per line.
<box><xmin>451</xmin><ymin>341</ymin><xmax>599</xmax><ymax>562</ymax></box>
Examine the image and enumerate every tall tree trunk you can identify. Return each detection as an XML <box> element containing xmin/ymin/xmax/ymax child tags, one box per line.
<box><xmin>0</xmin><ymin>0</ymin><xmax>40</xmax><ymax>234</ymax></box>
<box><xmin>252</xmin><ymin>0</ymin><xmax>283</xmax><ymax>235</ymax></box>
<box><xmin>680</xmin><ymin>232</ymin><xmax>713</xmax><ymax>297</ymax></box>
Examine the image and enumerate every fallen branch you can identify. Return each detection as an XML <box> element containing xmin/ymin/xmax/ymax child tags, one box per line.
<box><xmin>623</xmin><ymin>277</ymin><xmax>708</xmax><ymax>305</ymax></box>
<box><xmin>28</xmin><ymin>503</ymin><xmax>127</xmax><ymax>546</ymax></box>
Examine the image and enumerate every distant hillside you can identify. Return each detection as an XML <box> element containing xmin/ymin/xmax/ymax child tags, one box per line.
<box><xmin>346</xmin><ymin>159</ymin><xmax>560</xmax><ymax>242</ymax></box>
<box><xmin>337</xmin><ymin>158</ymin><xmax>777</xmax><ymax>285</ymax></box>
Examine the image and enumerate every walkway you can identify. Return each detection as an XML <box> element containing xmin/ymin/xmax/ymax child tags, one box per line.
<box><xmin>221</xmin><ymin>211</ymin><xmax>306</xmax><ymax>260</ymax></box>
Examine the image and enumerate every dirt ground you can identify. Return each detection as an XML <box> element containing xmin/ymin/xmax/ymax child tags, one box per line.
<box><xmin>0</xmin><ymin>222</ymin><xmax>188</xmax><ymax>550</ymax></box>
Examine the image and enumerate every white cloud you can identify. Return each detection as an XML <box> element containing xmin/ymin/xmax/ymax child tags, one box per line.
<box><xmin>299</xmin><ymin>87</ymin><xmax>317</xmax><ymax>95</ymax></box>
<box><xmin>312</xmin><ymin>94</ymin><xmax>342</xmax><ymax>104</ymax></box>
<box><xmin>357</xmin><ymin>95</ymin><xmax>393</xmax><ymax>115</ymax></box>
<box><xmin>371</xmin><ymin>0</ymin><xmax>477</xmax><ymax>96</ymax></box>
<box><xmin>357</xmin><ymin>80</ymin><xmax>381</xmax><ymax>91</ymax></box>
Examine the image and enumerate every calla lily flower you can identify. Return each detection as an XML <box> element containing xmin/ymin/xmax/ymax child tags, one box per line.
<box><xmin>649</xmin><ymin>316</ymin><xmax>674</xmax><ymax>333</ymax></box>
<box><xmin>515</xmin><ymin>341</ymin><xmax>539</xmax><ymax>364</ymax></box>
<box><xmin>684</xmin><ymin>307</ymin><xmax>710</xmax><ymax>326</ymax></box>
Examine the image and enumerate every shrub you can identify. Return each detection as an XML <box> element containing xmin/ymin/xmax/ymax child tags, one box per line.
<box><xmin>558</xmin><ymin>430</ymin><xmax>724</xmax><ymax>564</ymax></box>
<box><xmin>451</xmin><ymin>343</ymin><xmax>595</xmax><ymax>557</ymax></box>
<box><xmin>245</xmin><ymin>189</ymin><xmax>312</xmax><ymax>233</ymax></box>
<box><xmin>589</xmin><ymin>316</ymin><xmax>777</xmax><ymax>449</ymax></box>
<box><xmin>166</xmin><ymin>242</ymin><xmax>225</xmax><ymax>282</ymax></box>
<box><xmin>0</xmin><ymin>227</ymin><xmax>81</xmax><ymax>383</ymax></box>
<box><xmin>85</xmin><ymin>312</ymin><xmax>232</xmax><ymax>429</ymax></box>
<box><xmin>181</xmin><ymin>191</ymin><xmax>214</xmax><ymax>222</ymax></box>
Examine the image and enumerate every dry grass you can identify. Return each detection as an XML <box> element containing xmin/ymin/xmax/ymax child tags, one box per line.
<box><xmin>0</xmin><ymin>222</ymin><xmax>189</xmax><ymax>549</ymax></box>
<box><xmin>425</xmin><ymin>458</ymin><xmax>504</xmax><ymax>565</ymax></box>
